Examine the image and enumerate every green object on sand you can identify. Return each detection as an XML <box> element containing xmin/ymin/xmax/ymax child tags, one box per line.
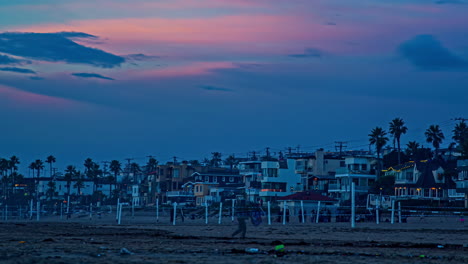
<box><xmin>275</xmin><ymin>244</ymin><xmax>285</xmax><ymax>252</ymax></box>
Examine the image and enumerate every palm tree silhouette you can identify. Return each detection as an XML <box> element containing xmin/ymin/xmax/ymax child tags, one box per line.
<box><xmin>389</xmin><ymin>118</ymin><xmax>408</xmax><ymax>165</ymax></box>
<box><xmin>64</xmin><ymin>165</ymin><xmax>76</xmax><ymax>196</ymax></box>
<box><xmin>406</xmin><ymin>141</ymin><xmax>420</xmax><ymax>160</ymax></box>
<box><xmin>368</xmin><ymin>127</ymin><xmax>389</xmax><ymax>176</ymax></box>
<box><xmin>45</xmin><ymin>155</ymin><xmax>56</xmax><ymax>178</ymax></box>
<box><xmin>453</xmin><ymin>121</ymin><xmax>468</xmax><ymax>146</ymax></box>
<box><xmin>425</xmin><ymin>125</ymin><xmax>445</xmax><ymax>157</ymax></box>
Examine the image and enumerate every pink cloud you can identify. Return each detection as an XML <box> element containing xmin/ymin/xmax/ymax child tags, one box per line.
<box><xmin>120</xmin><ymin>61</ymin><xmax>236</xmax><ymax>80</ymax></box>
<box><xmin>0</xmin><ymin>84</ymin><xmax>79</xmax><ymax>109</ymax></box>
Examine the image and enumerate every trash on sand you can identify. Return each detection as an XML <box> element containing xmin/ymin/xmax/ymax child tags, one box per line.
<box><xmin>437</xmin><ymin>245</ymin><xmax>444</xmax><ymax>249</ymax></box>
<box><xmin>245</xmin><ymin>248</ymin><xmax>259</xmax><ymax>253</ymax></box>
<box><xmin>120</xmin><ymin>248</ymin><xmax>134</xmax><ymax>255</ymax></box>
<box><xmin>18</xmin><ymin>241</ymin><xmax>26</xmax><ymax>244</ymax></box>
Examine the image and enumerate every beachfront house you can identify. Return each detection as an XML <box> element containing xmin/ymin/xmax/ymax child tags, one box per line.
<box><xmin>328</xmin><ymin>156</ymin><xmax>377</xmax><ymax>201</ymax></box>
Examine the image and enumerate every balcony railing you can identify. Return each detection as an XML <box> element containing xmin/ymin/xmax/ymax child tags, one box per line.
<box><xmin>335</xmin><ymin>168</ymin><xmax>374</xmax><ymax>175</ymax></box>
<box><xmin>166</xmin><ymin>191</ymin><xmax>194</xmax><ymax>197</ymax></box>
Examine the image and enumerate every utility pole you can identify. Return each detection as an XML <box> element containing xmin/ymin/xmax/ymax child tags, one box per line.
<box><xmin>251</xmin><ymin>151</ymin><xmax>257</xmax><ymax>161</ymax></box>
<box><xmin>173</xmin><ymin>156</ymin><xmax>178</xmax><ymax>165</ymax></box>
<box><xmin>265</xmin><ymin>147</ymin><xmax>271</xmax><ymax>159</ymax></box>
<box><xmin>335</xmin><ymin>141</ymin><xmax>348</xmax><ymax>156</ymax></box>
<box><xmin>125</xmin><ymin>158</ymin><xmax>134</xmax><ymax>182</ymax></box>
<box><xmin>101</xmin><ymin>161</ymin><xmax>109</xmax><ymax>177</ymax></box>
<box><xmin>453</xmin><ymin>117</ymin><xmax>468</xmax><ymax>122</ymax></box>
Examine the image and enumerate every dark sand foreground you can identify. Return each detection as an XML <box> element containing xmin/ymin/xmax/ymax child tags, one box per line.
<box><xmin>1</xmin><ymin>215</ymin><xmax>467</xmax><ymax>264</ymax></box>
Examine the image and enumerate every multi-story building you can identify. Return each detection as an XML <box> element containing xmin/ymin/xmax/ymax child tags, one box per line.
<box><xmin>454</xmin><ymin>160</ymin><xmax>468</xmax><ymax>207</ymax></box>
<box><xmin>293</xmin><ymin>150</ymin><xmax>345</xmax><ymax>193</ymax></box>
<box><xmin>328</xmin><ymin>156</ymin><xmax>377</xmax><ymax>201</ymax></box>
<box><xmin>388</xmin><ymin>159</ymin><xmax>457</xmax><ymax>200</ymax></box>
<box><xmin>238</xmin><ymin>160</ymin><xmax>262</xmax><ymax>202</ymax></box>
<box><xmin>258</xmin><ymin>159</ymin><xmax>302</xmax><ymax>201</ymax></box>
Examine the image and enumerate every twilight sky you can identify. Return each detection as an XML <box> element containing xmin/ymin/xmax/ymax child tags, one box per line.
<box><xmin>1</xmin><ymin>0</ymin><xmax>467</xmax><ymax>171</ymax></box>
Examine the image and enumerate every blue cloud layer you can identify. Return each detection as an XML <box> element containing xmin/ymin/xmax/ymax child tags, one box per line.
<box><xmin>289</xmin><ymin>48</ymin><xmax>323</xmax><ymax>58</ymax></box>
<box><xmin>398</xmin><ymin>35</ymin><xmax>468</xmax><ymax>70</ymax></box>
<box><xmin>0</xmin><ymin>32</ymin><xmax>125</xmax><ymax>68</ymax></box>
<box><xmin>72</xmin><ymin>72</ymin><xmax>114</xmax><ymax>80</ymax></box>
<box><xmin>0</xmin><ymin>67</ymin><xmax>35</xmax><ymax>74</ymax></box>
<box><xmin>199</xmin><ymin>85</ymin><xmax>233</xmax><ymax>92</ymax></box>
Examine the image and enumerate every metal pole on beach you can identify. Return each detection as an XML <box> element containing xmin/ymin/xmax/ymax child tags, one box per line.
<box><xmin>398</xmin><ymin>202</ymin><xmax>402</xmax><ymax>223</ymax></box>
<box><xmin>391</xmin><ymin>199</ymin><xmax>395</xmax><ymax>224</ymax></box>
<box><xmin>156</xmin><ymin>198</ymin><xmax>159</xmax><ymax>222</ymax></box>
<box><xmin>376</xmin><ymin>197</ymin><xmax>380</xmax><ymax>224</ymax></box>
<box><xmin>173</xmin><ymin>202</ymin><xmax>177</xmax><ymax>226</ymax></box>
<box><xmin>67</xmin><ymin>195</ymin><xmax>70</xmax><ymax>214</ymax></box>
<box><xmin>282</xmin><ymin>202</ymin><xmax>286</xmax><ymax>225</ymax></box>
<box><xmin>231</xmin><ymin>199</ymin><xmax>235</xmax><ymax>222</ymax></box>
<box><xmin>118</xmin><ymin>203</ymin><xmax>122</xmax><ymax>225</ymax></box>
<box><xmin>5</xmin><ymin>205</ymin><xmax>7</xmax><ymax>221</ymax></box>
<box><xmin>205</xmin><ymin>202</ymin><xmax>208</xmax><ymax>224</ymax></box>
<box><xmin>116</xmin><ymin>198</ymin><xmax>120</xmax><ymax>221</ymax></box>
<box><xmin>218</xmin><ymin>202</ymin><xmax>223</xmax><ymax>224</ymax></box>
<box><xmin>60</xmin><ymin>203</ymin><xmax>63</xmax><ymax>220</ymax></box>
<box><xmin>89</xmin><ymin>203</ymin><xmax>92</xmax><ymax>220</ymax></box>
<box><xmin>36</xmin><ymin>200</ymin><xmax>40</xmax><ymax>221</ymax></box>
<box><xmin>316</xmin><ymin>201</ymin><xmax>321</xmax><ymax>224</ymax></box>
<box><xmin>351</xmin><ymin>182</ymin><xmax>355</xmax><ymax>228</ymax></box>
<box><xmin>30</xmin><ymin>199</ymin><xmax>33</xmax><ymax>219</ymax></box>
<box><xmin>267</xmin><ymin>201</ymin><xmax>271</xmax><ymax>225</ymax></box>
<box><xmin>300</xmin><ymin>200</ymin><xmax>305</xmax><ymax>224</ymax></box>
<box><xmin>132</xmin><ymin>199</ymin><xmax>135</xmax><ymax>218</ymax></box>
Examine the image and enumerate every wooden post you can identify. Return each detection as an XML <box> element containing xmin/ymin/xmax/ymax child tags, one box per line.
<box><xmin>351</xmin><ymin>182</ymin><xmax>355</xmax><ymax>228</ymax></box>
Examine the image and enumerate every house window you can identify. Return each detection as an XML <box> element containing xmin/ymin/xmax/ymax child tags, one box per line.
<box><xmin>406</xmin><ymin>172</ymin><xmax>413</xmax><ymax>181</ymax></box>
<box><xmin>173</xmin><ymin>169</ymin><xmax>180</xmax><ymax>178</ymax></box>
<box><xmin>222</xmin><ymin>177</ymin><xmax>226</xmax><ymax>182</ymax></box>
<box><xmin>361</xmin><ymin>164</ymin><xmax>367</xmax><ymax>170</ymax></box>
<box><xmin>213</xmin><ymin>177</ymin><xmax>218</xmax><ymax>183</ymax></box>
<box><xmin>340</xmin><ymin>161</ymin><xmax>346</xmax><ymax>167</ymax></box>
<box><xmin>200</xmin><ymin>186</ymin><xmax>203</xmax><ymax>192</ymax></box>
<box><xmin>229</xmin><ymin>177</ymin><xmax>234</xmax><ymax>182</ymax></box>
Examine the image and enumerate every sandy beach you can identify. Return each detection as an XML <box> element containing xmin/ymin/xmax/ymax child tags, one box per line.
<box><xmin>1</xmin><ymin>212</ymin><xmax>467</xmax><ymax>264</ymax></box>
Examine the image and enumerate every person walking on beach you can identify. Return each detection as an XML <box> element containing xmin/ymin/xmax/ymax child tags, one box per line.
<box><xmin>232</xmin><ymin>215</ymin><xmax>248</xmax><ymax>239</ymax></box>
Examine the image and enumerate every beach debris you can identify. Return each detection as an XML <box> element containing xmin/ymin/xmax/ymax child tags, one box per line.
<box><xmin>245</xmin><ymin>248</ymin><xmax>259</xmax><ymax>253</ymax></box>
<box><xmin>120</xmin><ymin>248</ymin><xmax>134</xmax><ymax>255</ymax></box>
<box><xmin>271</xmin><ymin>240</ymin><xmax>286</xmax><ymax>257</ymax></box>
<box><xmin>437</xmin><ymin>245</ymin><xmax>444</xmax><ymax>249</ymax></box>
<box><xmin>18</xmin><ymin>241</ymin><xmax>26</xmax><ymax>244</ymax></box>
<box><xmin>42</xmin><ymin>238</ymin><xmax>56</xmax><ymax>243</ymax></box>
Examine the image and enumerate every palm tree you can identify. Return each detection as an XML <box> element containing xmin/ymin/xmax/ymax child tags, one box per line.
<box><xmin>73</xmin><ymin>171</ymin><xmax>85</xmax><ymax>196</ymax></box>
<box><xmin>109</xmin><ymin>160</ymin><xmax>121</xmax><ymax>187</ymax></box>
<box><xmin>406</xmin><ymin>141</ymin><xmax>420</xmax><ymax>159</ymax></box>
<box><xmin>145</xmin><ymin>157</ymin><xmax>158</xmax><ymax>174</ymax></box>
<box><xmin>0</xmin><ymin>158</ymin><xmax>9</xmax><ymax>177</ymax></box>
<box><xmin>34</xmin><ymin>160</ymin><xmax>44</xmax><ymax>178</ymax></box>
<box><xmin>210</xmin><ymin>152</ymin><xmax>222</xmax><ymax>167</ymax></box>
<box><xmin>64</xmin><ymin>165</ymin><xmax>76</xmax><ymax>195</ymax></box>
<box><xmin>368</xmin><ymin>127</ymin><xmax>389</xmax><ymax>176</ymax></box>
<box><xmin>46</xmin><ymin>181</ymin><xmax>56</xmax><ymax>201</ymax></box>
<box><xmin>9</xmin><ymin>156</ymin><xmax>20</xmax><ymax>174</ymax></box>
<box><xmin>225</xmin><ymin>155</ymin><xmax>238</xmax><ymax>171</ymax></box>
<box><xmin>84</xmin><ymin>158</ymin><xmax>94</xmax><ymax>177</ymax></box>
<box><xmin>45</xmin><ymin>155</ymin><xmax>56</xmax><ymax>178</ymax></box>
<box><xmin>389</xmin><ymin>118</ymin><xmax>408</xmax><ymax>165</ymax></box>
<box><xmin>130</xmin><ymin>162</ymin><xmax>141</xmax><ymax>182</ymax></box>
<box><xmin>425</xmin><ymin>125</ymin><xmax>445</xmax><ymax>156</ymax></box>
<box><xmin>453</xmin><ymin>121</ymin><xmax>468</xmax><ymax>146</ymax></box>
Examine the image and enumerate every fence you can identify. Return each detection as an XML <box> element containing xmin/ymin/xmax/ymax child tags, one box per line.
<box><xmin>1</xmin><ymin>200</ymin><xmax>466</xmax><ymax>227</ymax></box>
